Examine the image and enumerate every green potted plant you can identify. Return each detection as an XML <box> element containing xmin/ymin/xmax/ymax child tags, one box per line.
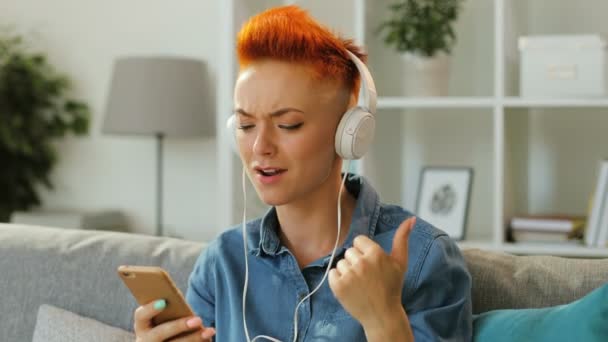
<box><xmin>0</xmin><ymin>30</ymin><xmax>90</xmax><ymax>222</ymax></box>
<box><xmin>376</xmin><ymin>0</ymin><xmax>465</xmax><ymax>96</ymax></box>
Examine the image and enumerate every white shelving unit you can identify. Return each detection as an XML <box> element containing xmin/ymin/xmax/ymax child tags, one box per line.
<box><xmin>378</xmin><ymin>97</ymin><xmax>495</xmax><ymax>109</ymax></box>
<box><xmin>503</xmin><ymin>97</ymin><xmax>608</xmax><ymax>108</ymax></box>
<box><xmin>458</xmin><ymin>240</ymin><xmax>608</xmax><ymax>258</ymax></box>
<box><xmin>217</xmin><ymin>0</ymin><xmax>608</xmax><ymax>257</ymax></box>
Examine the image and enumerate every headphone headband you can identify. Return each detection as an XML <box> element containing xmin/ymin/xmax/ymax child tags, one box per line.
<box><xmin>345</xmin><ymin>50</ymin><xmax>377</xmax><ymax>115</ymax></box>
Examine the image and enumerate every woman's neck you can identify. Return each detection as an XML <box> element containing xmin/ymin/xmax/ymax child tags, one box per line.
<box><xmin>275</xmin><ymin>174</ymin><xmax>357</xmax><ymax>269</ymax></box>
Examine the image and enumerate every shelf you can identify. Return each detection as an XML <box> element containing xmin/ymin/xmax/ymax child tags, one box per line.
<box><xmin>376</xmin><ymin>96</ymin><xmax>608</xmax><ymax>109</ymax></box>
<box><xmin>377</xmin><ymin>97</ymin><xmax>495</xmax><ymax>109</ymax></box>
<box><xmin>458</xmin><ymin>241</ymin><xmax>608</xmax><ymax>258</ymax></box>
<box><xmin>503</xmin><ymin>97</ymin><xmax>608</xmax><ymax>108</ymax></box>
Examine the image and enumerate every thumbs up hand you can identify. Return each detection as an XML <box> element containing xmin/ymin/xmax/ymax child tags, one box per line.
<box><xmin>328</xmin><ymin>217</ymin><xmax>416</xmax><ymax>334</ymax></box>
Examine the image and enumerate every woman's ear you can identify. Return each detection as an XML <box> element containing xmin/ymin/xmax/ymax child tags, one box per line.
<box><xmin>338</xmin><ymin>85</ymin><xmax>357</xmax><ymax>115</ymax></box>
<box><xmin>348</xmin><ymin>91</ymin><xmax>358</xmax><ymax>109</ymax></box>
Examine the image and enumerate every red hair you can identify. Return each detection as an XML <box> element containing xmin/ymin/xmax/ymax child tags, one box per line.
<box><xmin>236</xmin><ymin>5</ymin><xmax>367</xmax><ymax>97</ymax></box>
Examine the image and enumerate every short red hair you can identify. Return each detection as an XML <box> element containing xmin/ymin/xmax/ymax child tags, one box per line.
<box><xmin>236</xmin><ymin>5</ymin><xmax>367</xmax><ymax>97</ymax></box>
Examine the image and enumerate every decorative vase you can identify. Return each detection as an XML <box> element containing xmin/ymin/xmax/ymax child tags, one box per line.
<box><xmin>402</xmin><ymin>52</ymin><xmax>450</xmax><ymax>97</ymax></box>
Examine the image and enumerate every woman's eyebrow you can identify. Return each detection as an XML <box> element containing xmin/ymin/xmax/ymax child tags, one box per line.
<box><xmin>234</xmin><ymin>107</ymin><xmax>304</xmax><ymax>118</ymax></box>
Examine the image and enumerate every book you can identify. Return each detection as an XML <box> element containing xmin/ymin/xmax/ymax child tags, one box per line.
<box><xmin>585</xmin><ymin>160</ymin><xmax>608</xmax><ymax>246</ymax></box>
<box><xmin>595</xmin><ymin>193</ymin><xmax>608</xmax><ymax>248</ymax></box>
<box><xmin>510</xmin><ymin>215</ymin><xmax>586</xmax><ymax>233</ymax></box>
<box><xmin>512</xmin><ymin>230</ymin><xmax>583</xmax><ymax>243</ymax></box>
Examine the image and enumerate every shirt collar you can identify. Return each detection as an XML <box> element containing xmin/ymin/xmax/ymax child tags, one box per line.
<box><xmin>251</xmin><ymin>173</ymin><xmax>381</xmax><ymax>258</ymax></box>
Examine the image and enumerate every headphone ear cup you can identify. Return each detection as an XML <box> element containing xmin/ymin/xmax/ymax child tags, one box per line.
<box><xmin>226</xmin><ymin>115</ymin><xmax>239</xmax><ymax>155</ymax></box>
<box><xmin>335</xmin><ymin>107</ymin><xmax>375</xmax><ymax>160</ymax></box>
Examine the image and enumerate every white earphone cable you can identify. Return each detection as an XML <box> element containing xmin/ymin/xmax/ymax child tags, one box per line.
<box><xmin>242</xmin><ymin>167</ymin><xmax>282</xmax><ymax>342</ymax></box>
<box><xmin>292</xmin><ymin>160</ymin><xmax>350</xmax><ymax>342</ymax></box>
<box><xmin>241</xmin><ymin>161</ymin><xmax>352</xmax><ymax>342</ymax></box>
<box><xmin>241</xmin><ymin>167</ymin><xmax>253</xmax><ymax>342</ymax></box>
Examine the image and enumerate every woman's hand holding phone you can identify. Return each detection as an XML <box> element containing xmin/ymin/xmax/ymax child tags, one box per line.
<box><xmin>116</xmin><ymin>265</ymin><xmax>215</xmax><ymax>341</ymax></box>
<box><xmin>133</xmin><ymin>299</ymin><xmax>216</xmax><ymax>341</ymax></box>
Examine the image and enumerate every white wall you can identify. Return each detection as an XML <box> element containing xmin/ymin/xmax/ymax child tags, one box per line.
<box><xmin>0</xmin><ymin>0</ymin><xmax>221</xmax><ymax>241</ymax></box>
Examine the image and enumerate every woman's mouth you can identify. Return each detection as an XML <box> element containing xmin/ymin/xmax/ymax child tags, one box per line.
<box><xmin>255</xmin><ymin>168</ymin><xmax>287</xmax><ymax>185</ymax></box>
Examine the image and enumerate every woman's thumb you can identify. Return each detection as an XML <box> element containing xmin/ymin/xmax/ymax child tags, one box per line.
<box><xmin>391</xmin><ymin>217</ymin><xmax>416</xmax><ymax>271</ymax></box>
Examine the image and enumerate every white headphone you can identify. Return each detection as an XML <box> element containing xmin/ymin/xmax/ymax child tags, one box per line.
<box><xmin>226</xmin><ymin>50</ymin><xmax>377</xmax><ymax>160</ymax></box>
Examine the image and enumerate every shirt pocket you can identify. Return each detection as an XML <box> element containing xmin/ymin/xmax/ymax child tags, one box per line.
<box><xmin>320</xmin><ymin>305</ymin><xmax>354</xmax><ymax>323</ymax></box>
<box><xmin>316</xmin><ymin>308</ymin><xmax>364</xmax><ymax>340</ymax></box>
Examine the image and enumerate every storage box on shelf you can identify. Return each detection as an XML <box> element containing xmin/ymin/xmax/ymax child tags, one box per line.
<box><xmin>519</xmin><ymin>34</ymin><xmax>607</xmax><ymax>98</ymax></box>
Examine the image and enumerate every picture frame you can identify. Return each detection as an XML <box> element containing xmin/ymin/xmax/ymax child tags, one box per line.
<box><xmin>416</xmin><ymin>166</ymin><xmax>473</xmax><ymax>240</ymax></box>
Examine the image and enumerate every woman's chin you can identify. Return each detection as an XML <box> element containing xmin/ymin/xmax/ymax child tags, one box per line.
<box><xmin>256</xmin><ymin>191</ymin><xmax>290</xmax><ymax>207</ymax></box>
<box><xmin>259</xmin><ymin>197</ymin><xmax>287</xmax><ymax>207</ymax></box>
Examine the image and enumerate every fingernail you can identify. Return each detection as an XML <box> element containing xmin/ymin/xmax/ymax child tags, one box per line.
<box><xmin>153</xmin><ymin>299</ymin><xmax>166</xmax><ymax>310</ymax></box>
<box><xmin>186</xmin><ymin>316</ymin><xmax>202</xmax><ymax>328</ymax></box>
<box><xmin>202</xmin><ymin>328</ymin><xmax>216</xmax><ymax>339</ymax></box>
<box><xmin>408</xmin><ymin>217</ymin><xmax>416</xmax><ymax>230</ymax></box>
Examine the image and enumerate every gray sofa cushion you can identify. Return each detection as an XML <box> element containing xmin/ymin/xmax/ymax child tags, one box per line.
<box><xmin>32</xmin><ymin>304</ymin><xmax>135</xmax><ymax>342</ymax></box>
<box><xmin>464</xmin><ymin>248</ymin><xmax>608</xmax><ymax>314</ymax></box>
<box><xmin>0</xmin><ymin>224</ymin><xmax>205</xmax><ymax>342</ymax></box>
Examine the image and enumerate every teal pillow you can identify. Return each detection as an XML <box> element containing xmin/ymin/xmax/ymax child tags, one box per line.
<box><xmin>473</xmin><ymin>282</ymin><xmax>608</xmax><ymax>341</ymax></box>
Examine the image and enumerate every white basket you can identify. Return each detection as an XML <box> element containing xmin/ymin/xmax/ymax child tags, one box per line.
<box><xmin>519</xmin><ymin>34</ymin><xmax>607</xmax><ymax>97</ymax></box>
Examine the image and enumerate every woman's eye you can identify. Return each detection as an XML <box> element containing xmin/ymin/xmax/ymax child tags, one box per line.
<box><xmin>238</xmin><ymin>125</ymin><xmax>254</xmax><ymax>130</ymax></box>
<box><xmin>279</xmin><ymin>123</ymin><xmax>303</xmax><ymax>130</ymax></box>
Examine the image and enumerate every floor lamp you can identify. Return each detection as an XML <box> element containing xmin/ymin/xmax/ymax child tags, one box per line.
<box><xmin>102</xmin><ymin>56</ymin><xmax>214</xmax><ymax>236</ymax></box>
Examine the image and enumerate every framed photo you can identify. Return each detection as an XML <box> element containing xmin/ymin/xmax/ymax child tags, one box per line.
<box><xmin>416</xmin><ymin>167</ymin><xmax>473</xmax><ymax>240</ymax></box>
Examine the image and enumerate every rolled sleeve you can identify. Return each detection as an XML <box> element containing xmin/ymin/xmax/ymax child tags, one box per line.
<box><xmin>406</xmin><ymin>236</ymin><xmax>473</xmax><ymax>342</ymax></box>
<box><xmin>185</xmin><ymin>246</ymin><xmax>217</xmax><ymax>329</ymax></box>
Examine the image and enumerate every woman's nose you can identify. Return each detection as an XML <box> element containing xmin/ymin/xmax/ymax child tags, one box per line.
<box><xmin>252</xmin><ymin>126</ymin><xmax>276</xmax><ymax>156</ymax></box>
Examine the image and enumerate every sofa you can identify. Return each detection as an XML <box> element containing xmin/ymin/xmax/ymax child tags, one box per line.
<box><xmin>1</xmin><ymin>223</ymin><xmax>608</xmax><ymax>341</ymax></box>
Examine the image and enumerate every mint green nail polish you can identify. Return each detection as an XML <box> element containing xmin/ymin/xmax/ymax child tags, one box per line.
<box><xmin>154</xmin><ymin>299</ymin><xmax>166</xmax><ymax>310</ymax></box>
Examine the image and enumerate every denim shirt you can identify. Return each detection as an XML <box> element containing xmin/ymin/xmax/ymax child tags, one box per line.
<box><xmin>186</xmin><ymin>174</ymin><xmax>472</xmax><ymax>341</ymax></box>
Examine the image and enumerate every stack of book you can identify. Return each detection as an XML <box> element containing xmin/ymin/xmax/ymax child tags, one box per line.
<box><xmin>509</xmin><ymin>215</ymin><xmax>586</xmax><ymax>244</ymax></box>
<box><xmin>585</xmin><ymin>159</ymin><xmax>608</xmax><ymax>248</ymax></box>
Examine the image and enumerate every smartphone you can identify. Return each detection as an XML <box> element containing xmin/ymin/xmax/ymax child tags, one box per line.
<box><xmin>117</xmin><ymin>265</ymin><xmax>194</xmax><ymax>326</ymax></box>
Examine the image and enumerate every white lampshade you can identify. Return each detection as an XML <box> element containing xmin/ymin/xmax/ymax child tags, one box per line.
<box><xmin>102</xmin><ymin>56</ymin><xmax>214</xmax><ymax>137</ymax></box>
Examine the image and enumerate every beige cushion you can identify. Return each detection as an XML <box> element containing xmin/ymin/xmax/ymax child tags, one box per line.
<box><xmin>32</xmin><ymin>304</ymin><xmax>135</xmax><ymax>342</ymax></box>
<box><xmin>463</xmin><ymin>248</ymin><xmax>608</xmax><ymax>313</ymax></box>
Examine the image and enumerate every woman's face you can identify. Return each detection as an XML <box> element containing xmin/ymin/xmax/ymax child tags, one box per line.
<box><xmin>233</xmin><ymin>59</ymin><xmax>351</xmax><ymax>206</ymax></box>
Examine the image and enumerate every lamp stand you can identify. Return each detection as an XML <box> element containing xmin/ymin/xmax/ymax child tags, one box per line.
<box><xmin>156</xmin><ymin>132</ymin><xmax>164</xmax><ymax>236</ymax></box>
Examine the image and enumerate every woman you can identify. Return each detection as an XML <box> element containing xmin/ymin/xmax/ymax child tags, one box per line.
<box><xmin>133</xmin><ymin>5</ymin><xmax>472</xmax><ymax>341</ymax></box>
